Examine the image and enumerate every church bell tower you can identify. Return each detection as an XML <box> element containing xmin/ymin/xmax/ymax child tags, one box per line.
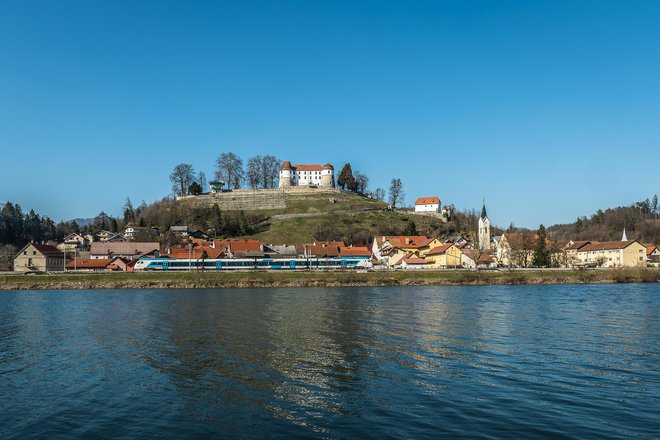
<box><xmin>478</xmin><ymin>200</ymin><xmax>491</xmax><ymax>250</ymax></box>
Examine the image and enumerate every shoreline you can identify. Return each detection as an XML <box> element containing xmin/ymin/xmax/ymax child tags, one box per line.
<box><xmin>1</xmin><ymin>268</ymin><xmax>659</xmax><ymax>290</ymax></box>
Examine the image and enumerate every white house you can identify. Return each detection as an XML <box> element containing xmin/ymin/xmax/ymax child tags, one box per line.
<box><xmin>123</xmin><ymin>226</ymin><xmax>147</xmax><ymax>239</ymax></box>
<box><xmin>414</xmin><ymin>196</ymin><xmax>440</xmax><ymax>213</ymax></box>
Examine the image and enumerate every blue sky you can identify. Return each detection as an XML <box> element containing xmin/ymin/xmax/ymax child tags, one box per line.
<box><xmin>1</xmin><ymin>1</ymin><xmax>659</xmax><ymax>228</ymax></box>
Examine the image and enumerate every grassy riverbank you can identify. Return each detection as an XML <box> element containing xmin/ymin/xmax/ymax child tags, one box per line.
<box><xmin>1</xmin><ymin>268</ymin><xmax>659</xmax><ymax>290</ymax></box>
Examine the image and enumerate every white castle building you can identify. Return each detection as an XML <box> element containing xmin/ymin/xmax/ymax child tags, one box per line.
<box><xmin>278</xmin><ymin>161</ymin><xmax>335</xmax><ymax>188</ymax></box>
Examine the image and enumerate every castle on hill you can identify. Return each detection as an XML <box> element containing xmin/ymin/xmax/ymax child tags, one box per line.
<box><xmin>278</xmin><ymin>161</ymin><xmax>335</xmax><ymax>188</ymax></box>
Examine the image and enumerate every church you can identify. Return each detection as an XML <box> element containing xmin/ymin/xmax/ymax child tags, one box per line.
<box><xmin>278</xmin><ymin>161</ymin><xmax>335</xmax><ymax>188</ymax></box>
<box><xmin>478</xmin><ymin>201</ymin><xmax>491</xmax><ymax>250</ymax></box>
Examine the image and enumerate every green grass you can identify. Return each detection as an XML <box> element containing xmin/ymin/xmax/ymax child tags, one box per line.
<box><xmin>247</xmin><ymin>209</ymin><xmax>450</xmax><ymax>244</ymax></box>
<box><xmin>2</xmin><ymin>268</ymin><xmax>658</xmax><ymax>290</ymax></box>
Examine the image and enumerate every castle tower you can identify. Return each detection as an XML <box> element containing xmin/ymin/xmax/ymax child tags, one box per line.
<box><xmin>320</xmin><ymin>163</ymin><xmax>335</xmax><ymax>188</ymax></box>
<box><xmin>278</xmin><ymin>161</ymin><xmax>293</xmax><ymax>188</ymax></box>
<box><xmin>478</xmin><ymin>200</ymin><xmax>491</xmax><ymax>250</ymax></box>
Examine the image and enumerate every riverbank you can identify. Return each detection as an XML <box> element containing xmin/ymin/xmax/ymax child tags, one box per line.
<box><xmin>1</xmin><ymin>268</ymin><xmax>659</xmax><ymax>290</ymax></box>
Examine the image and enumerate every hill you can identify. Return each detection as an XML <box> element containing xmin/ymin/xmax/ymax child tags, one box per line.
<box><xmin>140</xmin><ymin>190</ymin><xmax>486</xmax><ymax>245</ymax></box>
<box><xmin>547</xmin><ymin>195</ymin><xmax>660</xmax><ymax>244</ymax></box>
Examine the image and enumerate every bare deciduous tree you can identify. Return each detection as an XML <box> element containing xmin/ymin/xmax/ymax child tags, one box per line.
<box><xmin>373</xmin><ymin>188</ymin><xmax>385</xmax><ymax>201</ymax></box>
<box><xmin>247</xmin><ymin>156</ymin><xmax>263</xmax><ymax>189</ymax></box>
<box><xmin>354</xmin><ymin>171</ymin><xmax>368</xmax><ymax>195</ymax></box>
<box><xmin>215</xmin><ymin>153</ymin><xmax>244</xmax><ymax>190</ymax></box>
<box><xmin>197</xmin><ymin>171</ymin><xmax>207</xmax><ymax>193</ymax></box>
<box><xmin>388</xmin><ymin>178</ymin><xmax>404</xmax><ymax>207</ymax></box>
<box><xmin>261</xmin><ymin>155</ymin><xmax>281</xmax><ymax>188</ymax></box>
<box><xmin>170</xmin><ymin>163</ymin><xmax>196</xmax><ymax>196</ymax></box>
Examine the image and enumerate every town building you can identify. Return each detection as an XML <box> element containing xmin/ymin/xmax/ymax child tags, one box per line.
<box><xmin>90</xmin><ymin>242</ymin><xmax>160</xmax><ymax>260</ymax></box>
<box><xmin>647</xmin><ymin>245</ymin><xmax>660</xmax><ymax>267</ymax></box>
<box><xmin>123</xmin><ymin>226</ymin><xmax>147</xmax><ymax>239</ymax></box>
<box><xmin>14</xmin><ymin>242</ymin><xmax>66</xmax><ymax>272</ymax></box>
<box><xmin>91</xmin><ymin>230</ymin><xmax>127</xmax><ymax>242</ymax></box>
<box><xmin>495</xmin><ymin>232</ymin><xmax>538</xmax><ymax>267</ymax></box>
<box><xmin>564</xmin><ymin>241</ymin><xmax>592</xmax><ymax>267</ymax></box>
<box><xmin>576</xmin><ymin>240</ymin><xmax>647</xmax><ymax>267</ymax></box>
<box><xmin>278</xmin><ymin>161</ymin><xmax>334</xmax><ymax>188</ymax></box>
<box><xmin>169</xmin><ymin>226</ymin><xmax>189</xmax><ymax>236</ymax></box>
<box><xmin>425</xmin><ymin>243</ymin><xmax>462</xmax><ymax>268</ymax></box>
<box><xmin>400</xmin><ymin>253</ymin><xmax>430</xmax><ymax>269</ymax></box>
<box><xmin>414</xmin><ymin>196</ymin><xmax>440</xmax><ymax>213</ymax></box>
<box><xmin>227</xmin><ymin>239</ymin><xmax>264</xmax><ymax>258</ymax></box>
<box><xmin>65</xmin><ymin>257</ymin><xmax>132</xmax><ymax>272</ymax></box>
<box><xmin>372</xmin><ymin>235</ymin><xmax>444</xmax><ymax>267</ymax></box>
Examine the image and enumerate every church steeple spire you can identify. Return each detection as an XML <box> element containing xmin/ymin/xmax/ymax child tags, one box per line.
<box><xmin>622</xmin><ymin>227</ymin><xmax>628</xmax><ymax>241</ymax></box>
<box><xmin>478</xmin><ymin>198</ymin><xmax>491</xmax><ymax>250</ymax></box>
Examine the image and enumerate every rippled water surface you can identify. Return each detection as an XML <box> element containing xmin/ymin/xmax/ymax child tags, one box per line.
<box><xmin>0</xmin><ymin>284</ymin><xmax>658</xmax><ymax>439</ymax></box>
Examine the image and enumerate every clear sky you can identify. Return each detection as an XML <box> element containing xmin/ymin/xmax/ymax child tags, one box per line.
<box><xmin>1</xmin><ymin>0</ymin><xmax>659</xmax><ymax>228</ymax></box>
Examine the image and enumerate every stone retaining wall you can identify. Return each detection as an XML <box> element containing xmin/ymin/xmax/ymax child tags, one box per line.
<box><xmin>178</xmin><ymin>187</ymin><xmax>341</xmax><ymax>211</ymax></box>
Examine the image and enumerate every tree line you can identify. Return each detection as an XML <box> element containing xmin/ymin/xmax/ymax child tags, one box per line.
<box><xmin>0</xmin><ymin>202</ymin><xmax>84</xmax><ymax>269</ymax></box>
<box><xmin>169</xmin><ymin>153</ymin><xmax>282</xmax><ymax>197</ymax></box>
<box><xmin>169</xmin><ymin>154</ymin><xmax>407</xmax><ymax>206</ymax></box>
<box><xmin>547</xmin><ymin>194</ymin><xmax>660</xmax><ymax>243</ymax></box>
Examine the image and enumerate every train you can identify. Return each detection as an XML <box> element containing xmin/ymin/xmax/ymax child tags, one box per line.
<box><xmin>133</xmin><ymin>257</ymin><xmax>373</xmax><ymax>271</ymax></box>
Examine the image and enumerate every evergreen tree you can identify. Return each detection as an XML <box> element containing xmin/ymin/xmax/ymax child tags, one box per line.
<box><xmin>337</xmin><ymin>163</ymin><xmax>354</xmax><ymax>190</ymax></box>
<box><xmin>123</xmin><ymin>198</ymin><xmax>135</xmax><ymax>224</ymax></box>
<box><xmin>211</xmin><ymin>204</ymin><xmax>222</xmax><ymax>237</ymax></box>
<box><xmin>189</xmin><ymin>181</ymin><xmax>202</xmax><ymax>195</ymax></box>
<box><xmin>238</xmin><ymin>210</ymin><xmax>247</xmax><ymax>235</ymax></box>
<box><xmin>533</xmin><ymin>224</ymin><xmax>551</xmax><ymax>267</ymax></box>
<box><xmin>405</xmin><ymin>220</ymin><xmax>417</xmax><ymax>236</ymax></box>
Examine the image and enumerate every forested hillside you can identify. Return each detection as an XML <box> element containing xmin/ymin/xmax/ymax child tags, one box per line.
<box><xmin>547</xmin><ymin>195</ymin><xmax>660</xmax><ymax>244</ymax></box>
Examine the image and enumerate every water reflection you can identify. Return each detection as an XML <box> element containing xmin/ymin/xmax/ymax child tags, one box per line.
<box><xmin>0</xmin><ymin>284</ymin><xmax>658</xmax><ymax>439</ymax></box>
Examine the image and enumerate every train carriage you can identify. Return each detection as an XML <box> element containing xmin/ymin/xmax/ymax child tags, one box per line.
<box><xmin>134</xmin><ymin>257</ymin><xmax>371</xmax><ymax>271</ymax></box>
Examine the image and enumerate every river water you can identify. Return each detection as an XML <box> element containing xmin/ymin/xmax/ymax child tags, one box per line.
<box><xmin>0</xmin><ymin>284</ymin><xmax>658</xmax><ymax>439</ymax></box>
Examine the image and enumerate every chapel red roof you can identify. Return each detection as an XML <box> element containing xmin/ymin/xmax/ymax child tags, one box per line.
<box><xmin>415</xmin><ymin>196</ymin><xmax>440</xmax><ymax>205</ymax></box>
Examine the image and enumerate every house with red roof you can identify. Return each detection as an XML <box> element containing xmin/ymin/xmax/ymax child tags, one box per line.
<box><xmin>647</xmin><ymin>245</ymin><xmax>660</xmax><ymax>267</ymax></box>
<box><xmin>90</xmin><ymin>242</ymin><xmax>160</xmax><ymax>260</ymax></box>
<box><xmin>401</xmin><ymin>253</ymin><xmax>431</xmax><ymax>269</ymax></box>
<box><xmin>339</xmin><ymin>246</ymin><xmax>372</xmax><ymax>258</ymax></box>
<box><xmin>414</xmin><ymin>196</ymin><xmax>440</xmax><ymax>213</ymax></box>
<box><xmin>372</xmin><ymin>235</ymin><xmax>444</xmax><ymax>267</ymax></box>
<box><xmin>575</xmin><ymin>240</ymin><xmax>647</xmax><ymax>267</ymax></box>
<box><xmin>425</xmin><ymin>243</ymin><xmax>462</xmax><ymax>268</ymax></box>
<box><xmin>65</xmin><ymin>257</ymin><xmax>131</xmax><ymax>272</ymax></box>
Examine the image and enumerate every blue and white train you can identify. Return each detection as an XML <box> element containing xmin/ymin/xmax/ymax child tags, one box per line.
<box><xmin>133</xmin><ymin>257</ymin><xmax>372</xmax><ymax>271</ymax></box>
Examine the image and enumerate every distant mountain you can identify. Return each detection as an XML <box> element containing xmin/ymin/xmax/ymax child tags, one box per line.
<box><xmin>69</xmin><ymin>217</ymin><xmax>94</xmax><ymax>227</ymax></box>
